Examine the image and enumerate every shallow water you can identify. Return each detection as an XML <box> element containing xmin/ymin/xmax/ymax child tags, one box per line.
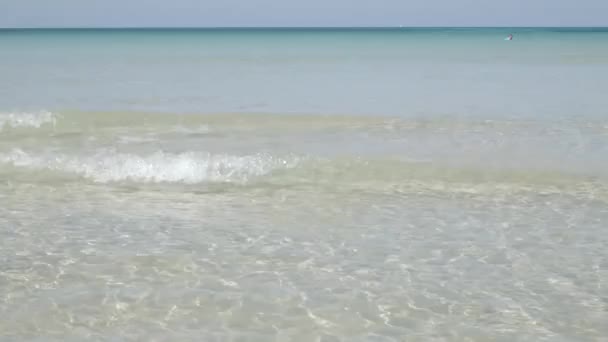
<box><xmin>1</xmin><ymin>28</ymin><xmax>608</xmax><ymax>341</ymax></box>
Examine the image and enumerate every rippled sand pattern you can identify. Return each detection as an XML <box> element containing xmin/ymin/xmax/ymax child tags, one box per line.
<box><xmin>1</xmin><ymin>182</ymin><xmax>607</xmax><ymax>341</ymax></box>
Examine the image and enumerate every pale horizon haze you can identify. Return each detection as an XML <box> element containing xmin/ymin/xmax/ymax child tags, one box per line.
<box><xmin>1</xmin><ymin>0</ymin><xmax>608</xmax><ymax>28</ymax></box>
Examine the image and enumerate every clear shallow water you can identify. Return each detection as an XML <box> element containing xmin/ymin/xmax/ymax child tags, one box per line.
<box><xmin>1</xmin><ymin>28</ymin><xmax>608</xmax><ymax>341</ymax></box>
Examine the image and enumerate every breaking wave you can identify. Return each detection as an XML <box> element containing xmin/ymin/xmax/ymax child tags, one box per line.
<box><xmin>0</xmin><ymin>149</ymin><xmax>300</xmax><ymax>184</ymax></box>
<box><xmin>0</xmin><ymin>111</ymin><xmax>57</xmax><ymax>130</ymax></box>
<box><xmin>1</xmin><ymin>148</ymin><xmax>606</xmax><ymax>202</ymax></box>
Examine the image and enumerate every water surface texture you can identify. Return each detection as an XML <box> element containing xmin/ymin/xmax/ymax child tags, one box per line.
<box><xmin>1</xmin><ymin>28</ymin><xmax>608</xmax><ymax>341</ymax></box>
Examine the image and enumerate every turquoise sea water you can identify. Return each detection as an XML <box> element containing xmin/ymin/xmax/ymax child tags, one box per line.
<box><xmin>1</xmin><ymin>28</ymin><xmax>608</xmax><ymax>341</ymax></box>
<box><xmin>2</xmin><ymin>28</ymin><xmax>608</xmax><ymax>117</ymax></box>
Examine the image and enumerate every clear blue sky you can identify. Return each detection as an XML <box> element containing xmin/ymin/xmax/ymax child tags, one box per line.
<box><xmin>1</xmin><ymin>0</ymin><xmax>607</xmax><ymax>28</ymax></box>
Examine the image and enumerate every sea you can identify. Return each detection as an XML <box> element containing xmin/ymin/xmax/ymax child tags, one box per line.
<box><xmin>0</xmin><ymin>28</ymin><xmax>607</xmax><ymax>341</ymax></box>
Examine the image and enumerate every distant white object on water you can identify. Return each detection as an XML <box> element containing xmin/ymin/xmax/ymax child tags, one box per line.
<box><xmin>505</xmin><ymin>34</ymin><xmax>513</xmax><ymax>41</ymax></box>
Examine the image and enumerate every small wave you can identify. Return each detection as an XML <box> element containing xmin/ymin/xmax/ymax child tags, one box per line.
<box><xmin>0</xmin><ymin>149</ymin><xmax>299</xmax><ymax>184</ymax></box>
<box><xmin>0</xmin><ymin>111</ymin><xmax>57</xmax><ymax>130</ymax></box>
<box><xmin>171</xmin><ymin>125</ymin><xmax>212</xmax><ymax>135</ymax></box>
<box><xmin>1</xmin><ymin>149</ymin><xmax>605</xmax><ymax>201</ymax></box>
<box><xmin>117</xmin><ymin>135</ymin><xmax>159</xmax><ymax>144</ymax></box>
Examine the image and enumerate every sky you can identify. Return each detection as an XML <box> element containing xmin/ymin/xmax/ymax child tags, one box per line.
<box><xmin>1</xmin><ymin>0</ymin><xmax>607</xmax><ymax>28</ymax></box>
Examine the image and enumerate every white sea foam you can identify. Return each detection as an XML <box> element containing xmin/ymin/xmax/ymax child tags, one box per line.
<box><xmin>0</xmin><ymin>149</ymin><xmax>299</xmax><ymax>184</ymax></box>
<box><xmin>0</xmin><ymin>111</ymin><xmax>57</xmax><ymax>130</ymax></box>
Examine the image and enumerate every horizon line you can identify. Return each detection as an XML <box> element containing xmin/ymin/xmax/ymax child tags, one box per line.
<box><xmin>2</xmin><ymin>25</ymin><xmax>608</xmax><ymax>30</ymax></box>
